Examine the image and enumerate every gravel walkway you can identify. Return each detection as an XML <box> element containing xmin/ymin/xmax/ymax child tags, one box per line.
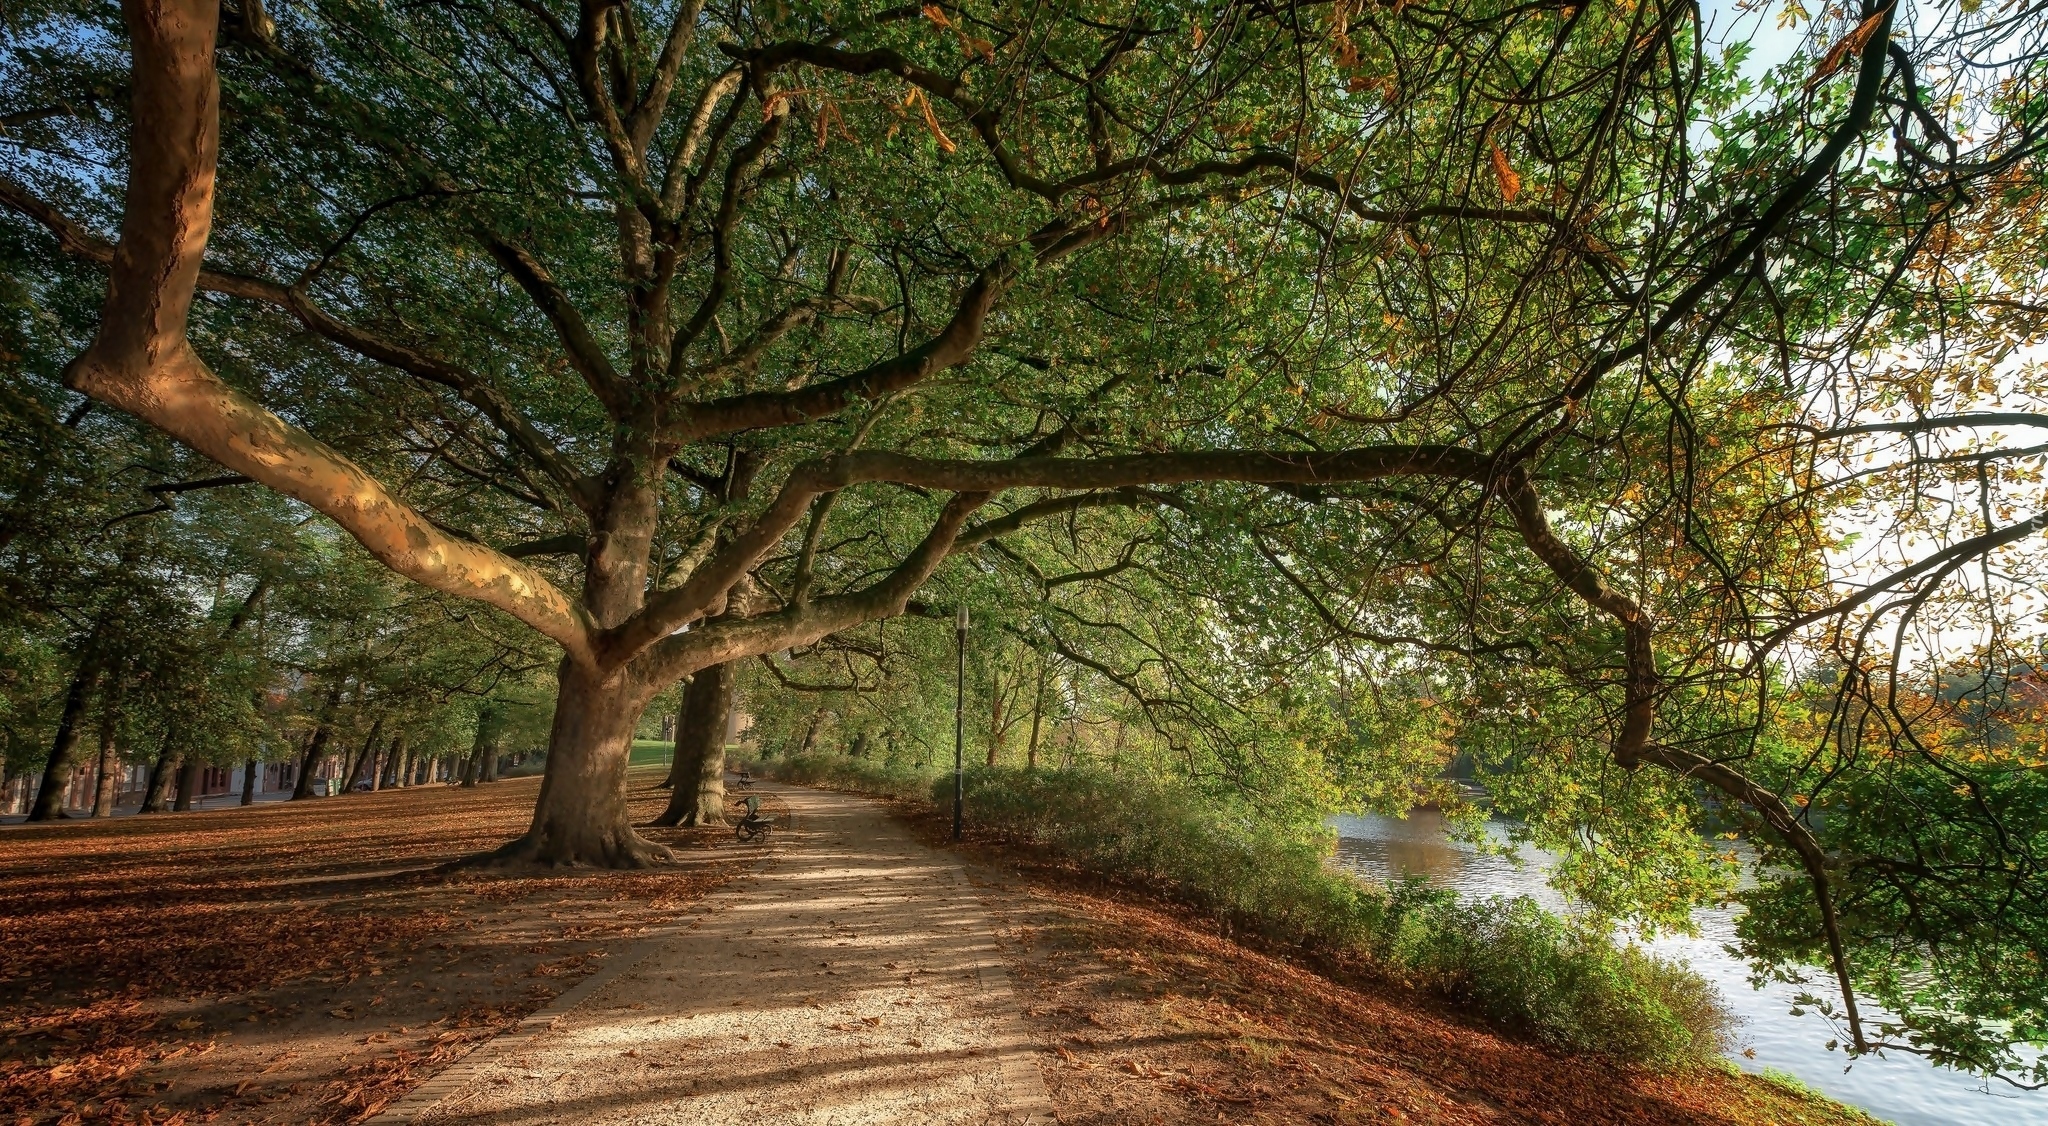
<box><xmin>394</xmin><ymin>783</ymin><xmax>1054</xmax><ymax>1125</ymax></box>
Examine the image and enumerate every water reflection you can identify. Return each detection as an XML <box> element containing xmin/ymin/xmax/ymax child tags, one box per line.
<box><xmin>1330</xmin><ymin>811</ymin><xmax>2048</xmax><ymax>1126</ymax></box>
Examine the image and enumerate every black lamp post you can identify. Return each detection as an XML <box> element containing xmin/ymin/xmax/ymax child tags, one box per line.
<box><xmin>953</xmin><ymin>603</ymin><xmax>968</xmax><ymax>840</ymax></box>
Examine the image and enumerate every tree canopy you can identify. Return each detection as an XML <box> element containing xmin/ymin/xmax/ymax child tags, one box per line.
<box><xmin>5</xmin><ymin>0</ymin><xmax>2047</xmax><ymax>1086</ymax></box>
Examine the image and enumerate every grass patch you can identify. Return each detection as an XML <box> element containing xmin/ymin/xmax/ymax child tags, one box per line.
<box><xmin>629</xmin><ymin>739</ymin><xmax>673</xmax><ymax>769</ymax></box>
<box><xmin>762</xmin><ymin>753</ymin><xmax>1737</xmax><ymax>1071</ymax></box>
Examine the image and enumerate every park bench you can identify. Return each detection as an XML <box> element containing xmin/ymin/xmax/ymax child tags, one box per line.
<box><xmin>733</xmin><ymin>769</ymin><xmax>753</xmax><ymax>788</ymax></box>
<box><xmin>734</xmin><ymin>794</ymin><xmax>773</xmax><ymax>842</ymax></box>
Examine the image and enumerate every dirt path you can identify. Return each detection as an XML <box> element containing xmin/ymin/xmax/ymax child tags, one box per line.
<box><xmin>395</xmin><ymin>784</ymin><xmax>1054</xmax><ymax>1126</ymax></box>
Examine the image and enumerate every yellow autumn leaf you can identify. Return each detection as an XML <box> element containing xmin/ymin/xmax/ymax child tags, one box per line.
<box><xmin>1491</xmin><ymin>145</ymin><xmax>1521</xmax><ymax>203</ymax></box>
<box><xmin>1805</xmin><ymin>9</ymin><xmax>1887</xmax><ymax>91</ymax></box>
<box><xmin>907</xmin><ymin>87</ymin><xmax>957</xmax><ymax>153</ymax></box>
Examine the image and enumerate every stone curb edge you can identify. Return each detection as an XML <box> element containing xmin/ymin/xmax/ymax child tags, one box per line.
<box><xmin>956</xmin><ymin>876</ymin><xmax>1059</xmax><ymax>1126</ymax></box>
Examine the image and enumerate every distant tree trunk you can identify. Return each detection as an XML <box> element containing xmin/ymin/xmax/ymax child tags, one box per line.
<box><xmin>142</xmin><ymin>732</ymin><xmax>177</xmax><ymax>813</ymax></box>
<box><xmin>660</xmin><ymin>676</ymin><xmax>694</xmax><ymax>789</ymax></box>
<box><xmin>849</xmin><ymin>730</ymin><xmax>869</xmax><ymax>758</ymax></box>
<box><xmin>481</xmin><ymin>741</ymin><xmax>500</xmax><ymax>782</ymax></box>
<box><xmin>387</xmin><ymin>736</ymin><xmax>406</xmax><ymax>789</ymax></box>
<box><xmin>343</xmin><ymin>715</ymin><xmax>384</xmax><ymax>792</ymax></box>
<box><xmin>795</xmin><ymin>708</ymin><xmax>824</xmax><ymax>757</ymax></box>
<box><xmin>241</xmin><ymin>759</ymin><xmax>257</xmax><ymax>805</ymax></box>
<box><xmin>651</xmin><ymin>661</ymin><xmax>731</xmax><ymax>827</ymax></box>
<box><xmin>1026</xmin><ymin>657</ymin><xmax>1048</xmax><ymax>772</ymax></box>
<box><xmin>370</xmin><ymin>735</ymin><xmax>397</xmax><ymax>791</ymax></box>
<box><xmin>292</xmin><ymin>685</ymin><xmax>345</xmax><ymax>799</ymax></box>
<box><xmin>987</xmin><ymin>690</ymin><xmax>1004</xmax><ymax>767</ymax></box>
<box><xmin>28</xmin><ymin>651</ymin><xmax>104</xmax><ymax>821</ymax></box>
<box><xmin>91</xmin><ymin>672</ymin><xmax>127</xmax><ymax>817</ymax></box>
<box><xmin>173</xmin><ymin>756</ymin><xmax>204</xmax><ymax>811</ymax></box>
<box><xmin>463</xmin><ymin>705</ymin><xmax>500</xmax><ymax>788</ymax></box>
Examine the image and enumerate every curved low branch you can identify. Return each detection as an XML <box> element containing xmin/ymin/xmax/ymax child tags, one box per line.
<box><xmin>641</xmin><ymin>491</ymin><xmax>989</xmax><ymax>682</ymax></box>
<box><xmin>61</xmin><ymin>0</ymin><xmax>599</xmax><ymax>668</ymax></box>
<box><xmin>1631</xmin><ymin>743</ymin><xmax>1866</xmax><ymax>1046</ymax></box>
<box><xmin>609</xmin><ymin>444</ymin><xmax>1496</xmax><ymax>664</ymax></box>
<box><xmin>0</xmin><ymin>174</ymin><xmax>593</xmax><ymax>508</ymax></box>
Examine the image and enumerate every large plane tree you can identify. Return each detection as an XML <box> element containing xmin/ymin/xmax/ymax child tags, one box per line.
<box><xmin>14</xmin><ymin>0</ymin><xmax>2048</xmax><ymax>1077</ymax></box>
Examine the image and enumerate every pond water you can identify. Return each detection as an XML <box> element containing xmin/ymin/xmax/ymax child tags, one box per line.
<box><xmin>1330</xmin><ymin>811</ymin><xmax>2048</xmax><ymax>1126</ymax></box>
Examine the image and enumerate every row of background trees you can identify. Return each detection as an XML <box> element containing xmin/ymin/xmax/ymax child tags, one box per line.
<box><xmin>0</xmin><ymin>311</ymin><xmax>556</xmax><ymax>812</ymax></box>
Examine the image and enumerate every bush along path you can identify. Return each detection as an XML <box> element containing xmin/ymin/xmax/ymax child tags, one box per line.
<box><xmin>394</xmin><ymin>783</ymin><xmax>1055</xmax><ymax>1125</ymax></box>
<box><xmin>763</xmin><ymin>757</ymin><xmax>1891</xmax><ymax>1126</ymax></box>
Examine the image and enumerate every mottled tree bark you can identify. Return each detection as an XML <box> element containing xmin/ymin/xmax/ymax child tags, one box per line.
<box><xmin>484</xmin><ymin>659</ymin><xmax>667</xmax><ymax>864</ymax></box>
<box><xmin>651</xmin><ymin>662</ymin><xmax>730</xmax><ymax>827</ymax></box>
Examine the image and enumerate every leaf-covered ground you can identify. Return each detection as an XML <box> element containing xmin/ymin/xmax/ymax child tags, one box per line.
<box><xmin>3</xmin><ymin>775</ymin><xmax>1885</xmax><ymax>1126</ymax></box>
<box><xmin>0</xmin><ymin>771</ymin><xmax>760</xmax><ymax>1124</ymax></box>
<box><xmin>916</xmin><ymin>808</ymin><xmax>1888</xmax><ymax>1126</ymax></box>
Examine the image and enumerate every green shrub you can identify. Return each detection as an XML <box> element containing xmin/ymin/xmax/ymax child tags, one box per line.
<box><xmin>755</xmin><ymin>753</ymin><xmax>938</xmax><ymax>803</ymax></box>
<box><xmin>759</xmin><ymin>754</ymin><xmax>1734</xmax><ymax>1068</ymax></box>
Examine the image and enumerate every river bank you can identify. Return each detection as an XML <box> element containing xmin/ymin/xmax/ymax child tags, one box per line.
<box><xmin>1332</xmin><ymin>810</ymin><xmax>2048</xmax><ymax>1126</ymax></box>
<box><xmin>764</xmin><ymin>756</ymin><xmax>1889</xmax><ymax>1126</ymax></box>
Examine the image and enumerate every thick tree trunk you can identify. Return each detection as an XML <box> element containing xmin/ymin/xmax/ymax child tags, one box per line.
<box><xmin>143</xmin><ymin>734</ymin><xmax>177</xmax><ymax>813</ymax></box>
<box><xmin>481</xmin><ymin>742</ymin><xmax>500</xmax><ymax>783</ymax></box>
<box><xmin>486</xmin><ymin>660</ymin><xmax>667</xmax><ymax>866</ymax></box>
<box><xmin>173</xmin><ymin>756</ymin><xmax>203</xmax><ymax>811</ymax></box>
<box><xmin>652</xmin><ymin>661</ymin><xmax>731</xmax><ymax>827</ymax></box>
<box><xmin>292</xmin><ymin>685</ymin><xmax>344</xmax><ymax>799</ymax></box>
<box><xmin>28</xmin><ymin>653</ymin><xmax>103</xmax><ymax>821</ymax></box>
<box><xmin>241</xmin><ymin>759</ymin><xmax>257</xmax><ymax>805</ymax></box>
